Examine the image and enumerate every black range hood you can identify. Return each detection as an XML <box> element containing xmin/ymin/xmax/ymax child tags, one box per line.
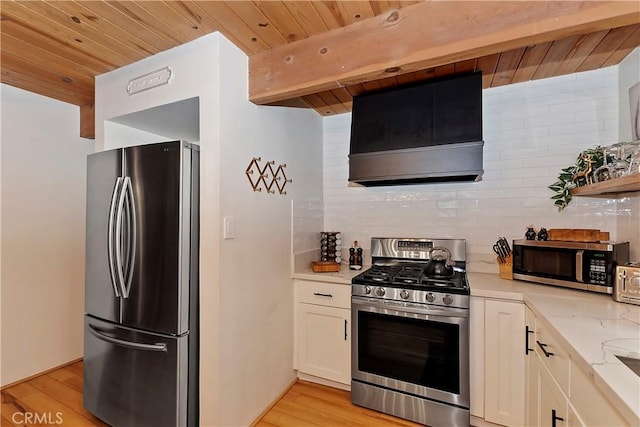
<box><xmin>348</xmin><ymin>72</ymin><xmax>484</xmax><ymax>186</ymax></box>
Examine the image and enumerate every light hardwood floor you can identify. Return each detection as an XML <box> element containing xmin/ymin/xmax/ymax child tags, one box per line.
<box><xmin>2</xmin><ymin>362</ymin><xmax>421</xmax><ymax>427</ymax></box>
<box><xmin>1</xmin><ymin>361</ymin><xmax>107</xmax><ymax>427</ymax></box>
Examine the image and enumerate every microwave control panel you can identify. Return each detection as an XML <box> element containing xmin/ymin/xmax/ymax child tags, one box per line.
<box><xmin>587</xmin><ymin>252</ymin><xmax>608</xmax><ymax>285</ymax></box>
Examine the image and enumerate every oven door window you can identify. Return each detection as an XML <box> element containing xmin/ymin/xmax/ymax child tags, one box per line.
<box><xmin>357</xmin><ymin>311</ymin><xmax>460</xmax><ymax>394</ymax></box>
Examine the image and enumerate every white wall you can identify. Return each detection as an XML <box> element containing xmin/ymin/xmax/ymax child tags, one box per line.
<box><xmin>0</xmin><ymin>84</ymin><xmax>94</xmax><ymax>386</ymax></box>
<box><xmin>618</xmin><ymin>47</ymin><xmax>640</xmax><ymax>142</ymax></box>
<box><xmin>617</xmin><ymin>47</ymin><xmax>640</xmax><ymax>261</ymax></box>
<box><xmin>323</xmin><ymin>65</ymin><xmax>639</xmax><ymax>271</ymax></box>
<box><xmin>95</xmin><ymin>32</ymin><xmax>323</xmax><ymax>426</ymax></box>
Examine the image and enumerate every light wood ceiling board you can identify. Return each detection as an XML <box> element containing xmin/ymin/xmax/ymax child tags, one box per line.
<box><xmin>476</xmin><ymin>53</ymin><xmax>500</xmax><ymax>89</ymax></box>
<box><xmin>601</xmin><ymin>24</ymin><xmax>640</xmax><ymax>67</ymax></box>
<box><xmin>369</xmin><ymin>0</ymin><xmax>420</xmax><ymax>16</ymax></box>
<box><xmin>369</xmin><ymin>1</ymin><xmax>402</xmax><ymax>16</ymax></box>
<box><xmin>2</xmin><ymin>1</ymin><xmax>139</xmax><ymax>66</ymax></box>
<box><xmin>76</xmin><ymin>1</ymin><xmax>178</xmax><ymax>53</ymax></box>
<box><xmin>346</xmin><ymin>83</ymin><xmax>367</xmax><ymax>96</ymax></box>
<box><xmin>395</xmin><ymin>72</ymin><xmax>419</xmax><ymax>85</ymax></box>
<box><xmin>316</xmin><ymin>90</ymin><xmax>349</xmax><ymax>114</ymax></box>
<box><xmin>490</xmin><ymin>48</ymin><xmax>526</xmax><ymax>87</ymax></box>
<box><xmin>414</xmin><ymin>68</ymin><xmax>438</xmax><ymax>81</ymax></box>
<box><xmin>362</xmin><ymin>80</ymin><xmax>382</xmax><ymax>91</ymax></box>
<box><xmin>249</xmin><ymin>1</ymin><xmax>640</xmax><ymax>104</ymax></box>
<box><xmin>1</xmin><ymin>53</ymin><xmax>94</xmax><ymax>105</ymax></box>
<box><xmin>80</xmin><ymin>103</ymin><xmax>95</xmax><ymax>139</ymax></box>
<box><xmin>0</xmin><ymin>33</ymin><xmax>95</xmax><ymax>91</ymax></box>
<box><xmin>332</xmin><ymin>87</ymin><xmax>354</xmax><ymax>110</ymax></box>
<box><xmin>106</xmin><ymin>1</ymin><xmax>191</xmax><ymax>46</ymax></box>
<box><xmin>51</xmin><ymin>1</ymin><xmax>161</xmax><ymax>57</ymax></box>
<box><xmin>195</xmin><ymin>1</ymin><xmax>269</xmax><ymax>54</ymax></box>
<box><xmin>576</xmin><ymin>24</ymin><xmax>640</xmax><ymax>72</ymax></box>
<box><xmin>282</xmin><ymin>1</ymin><xmax>330</xmax><ymax>37</ymax></box>
<box><xmin>510</xmin><ymin>42</ymin><xmax>552</xmax><ymax>84</ymax></box>
<box><xmin>301</xmin><ymin>92</ymin><xmax>339</xmax><ymax>115</ymax></box>
<box><xmin>435</xmin><ymin>63</ymin><xmax>456</xmax><ymax>78</ymax></box>
<box><xmin>378</xmin><ymin>76</ymin><xmax>399</xmax><ymax>89</ymax></box>
<box><xmin>553</xmin><ymin>30</ymin><xmax>611</xmax><ymax>76</ymax></box>
<box><xmin>533</xmin><ymin>34</ymin><xmax>582</xmax><ymax>80</ymax></box>
<box><xmin>311</xmin><ymin>1</ymin><xmax>349</xmax><ymax>29</ymax></box>
<box><xmin>252</xmin><ymin>1</ymin><xmax>309</xmax><ymax>42</ymax></box>
<box><xmin>455</xmin><ymin>59</ymin><xmax>478</xmax><ymax>74</ymax></box>
<box><xmin>335</xmin><ymin>1</ymin><xmax>375</xmax><ymax>25</ymax></box>
<box><xmin>223</xmin><ymin>1</ymin><xmax>289</xmax><ymax>46</ymax></box>
<box><xmin>0</xmin><ymin>17</ymin><xmax>116</xmax><ymax>73</ymax></box>
<box><xmin>150</xmin><ymin>1</ymin><xmax>210</xmax><ymax>38</ymax></box>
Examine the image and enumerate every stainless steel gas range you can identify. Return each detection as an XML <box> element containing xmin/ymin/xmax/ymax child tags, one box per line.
<box><xmin>351</xmin><ymin>237</ymin><xmax>470</xmax><ymax>427</ymax></box>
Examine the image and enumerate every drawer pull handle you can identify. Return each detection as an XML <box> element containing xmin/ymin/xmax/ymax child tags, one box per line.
<box><xmin>525</xmin><ymin>326</ymin><xmax>535</xmax><ymax>355</ymax></box>
<box><xmin>537</xmin><ymin>340</ymin><xmax>555</xmax><ymax>357</ymax></box>
<box><xmin>313</xmin><ymin>292</ymin><xmax>333</xmax><ymax>298</ymax></box>
<box><xmin>552</xmin><ymin>409</ymin><xmax>564</xmax><ymax>427</ymax></box>
<box><xmin>344</xmin><ymin>319</ymin><xmax>348</xmax><ymax>341</ymax></box>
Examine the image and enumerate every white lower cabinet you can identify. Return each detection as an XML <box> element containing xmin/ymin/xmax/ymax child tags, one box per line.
<box><xmin>483</xmin><ymin>299</ymin><xmax>525</xmax><ymax>427</ymax></box>
<box><xmin>293</xmin><ymin>280</ymin><xmax>351</xmax><ymax>385</ymax></box>
<box><xmin>526</xmin><ymin>308</ymin><xmax>629</xmax><ymax>427</ymax></box>
<box><xmin>535</xmin><ymin>354</ymin><xmax>568</xmax><ymax>427</ymax></box>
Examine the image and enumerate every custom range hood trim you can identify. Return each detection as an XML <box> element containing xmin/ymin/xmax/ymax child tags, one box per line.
<box><xmin>348</xmin><ymin>141</ymin><xmax>484</xmax><ymax>186</ymax></box>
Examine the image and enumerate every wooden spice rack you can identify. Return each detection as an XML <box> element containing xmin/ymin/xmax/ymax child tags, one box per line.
<box><xmin>570</xmin><ymin>174</ymin><xmax>640</xmax><ymax>197</ymax></box>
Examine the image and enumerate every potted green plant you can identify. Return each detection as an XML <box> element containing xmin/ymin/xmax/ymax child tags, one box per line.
<box><xmin>548</xmin><ymin>146</ymin><xmax>605</xmax><ymax>211</ymax></box>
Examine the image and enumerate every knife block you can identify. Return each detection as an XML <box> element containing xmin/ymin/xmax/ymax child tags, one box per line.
<box><xmin>498</xmin><ymin>255</ymin><xmax>513</xmax><ymax>280</ymax></box>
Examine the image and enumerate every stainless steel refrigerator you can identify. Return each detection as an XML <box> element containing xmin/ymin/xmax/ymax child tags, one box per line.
<box><xmin>83</xmin><ymin>140</ymin><xmax>199</xmax><ymax>427</ymax></box>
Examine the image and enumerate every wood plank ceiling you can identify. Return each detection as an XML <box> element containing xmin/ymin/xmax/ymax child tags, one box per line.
<box><xmin>2</xmin><ymin>1</ymin><xmax>640</xmax><ymax>137</ymax></box>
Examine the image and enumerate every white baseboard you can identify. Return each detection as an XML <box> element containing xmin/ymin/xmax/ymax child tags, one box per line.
<box><xmin>297</xmin><ymin>372</ymin><xmax>351</xmax><ymax>391</ymax></box>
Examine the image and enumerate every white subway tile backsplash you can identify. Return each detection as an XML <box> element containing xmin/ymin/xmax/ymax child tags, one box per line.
<box><xmin>320</xmin><ymin>64</ymin><xmax>639</xmax><ymax>270</ymax></box>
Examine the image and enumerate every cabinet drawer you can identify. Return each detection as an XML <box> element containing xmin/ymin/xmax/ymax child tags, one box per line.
<box><xmin>535</xmin><ymin>317</ymin><xmax>571</xmax><ymax>396</ymax></box>
<box><xmin>295</xmin><ymin>280</ymin><xmax>351</xmax><ymax>309</ymax></box>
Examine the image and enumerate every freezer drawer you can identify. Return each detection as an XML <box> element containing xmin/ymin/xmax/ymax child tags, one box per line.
<box><xmin>83</xmin><ymin>316</ymin><xmax>189</xmax><ymax>427</ymax></box>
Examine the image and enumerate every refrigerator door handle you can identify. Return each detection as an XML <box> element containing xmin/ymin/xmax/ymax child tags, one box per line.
<box><xmin>88</xmin><ymin>324</ymin><xmax>167</xmax><ymax>352</ymax></box>
<box><xmin>121</xmin><ymin>177</ymin><xmax>136</xmax><ymax>298</ymax></box>
<box><xmin>114</xmin><ymin>177</ymin><xmax>128</xmax><ymax>298</ymax></box>
<box><xmin>107</xmin><ymin>177</ymin><xmax>124</xmax><ymax>298</ymax></box>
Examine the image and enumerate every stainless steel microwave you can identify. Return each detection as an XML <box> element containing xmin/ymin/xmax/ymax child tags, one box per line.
<box><xmin>512</xmin><ymin>239</ymin><xmax>629</xmax><ymax>294</ymax></box>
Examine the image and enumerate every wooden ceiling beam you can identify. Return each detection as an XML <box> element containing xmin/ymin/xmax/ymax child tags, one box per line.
<box><xmin>248</xmin><ymin>1</ymin><xmax>640</xmax><ymax>105</ymax></box>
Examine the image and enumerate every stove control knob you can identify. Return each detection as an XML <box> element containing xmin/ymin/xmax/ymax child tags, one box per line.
<box><xmin>443</xmin><ymin>295</ymin><xmax>454</xmax><ymax>305</ymax></box>
<box><xmin>426</xmin><ymin>293</ymin><xmax>436</xmax><ymax>303</ymax></box>
<box><xmin>399</xmin><ymin>290</ymin><xmax>410</xmax><ymax>300</ymax></box>
<box><xmin>375</xmin><ymin>287</ymin><xmax>386</xmax><ymax>297</ymax></box>
<box><xmin>364</xmin><ymin>285</ymin><xmax>372</xmax><ymax>295</ymax></box>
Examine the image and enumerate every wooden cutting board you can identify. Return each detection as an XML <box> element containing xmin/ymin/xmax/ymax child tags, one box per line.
<box><xmin>311</xmin><ymin>261</ymin><xmax>341</xmax><ymax>272</ymax></box>
<box><xmin>547</xmin><ymin>228</ymin><xmax>610</xmax><ymax>242</ymax></box>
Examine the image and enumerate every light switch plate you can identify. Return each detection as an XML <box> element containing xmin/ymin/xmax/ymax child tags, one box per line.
<box><xmin>223</xmin><ymin>216</ymin><xmax>235</xmax><ymax>239</ymax></box>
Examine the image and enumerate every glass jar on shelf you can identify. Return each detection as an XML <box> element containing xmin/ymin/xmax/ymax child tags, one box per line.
<box><xmin>627</xmin><ymin>141</ymin><xmax>640</xmax><ymax>176</ymax></box>
<box><xmin>593</xmin><ymin>145</ymin><xmax>615</xmax><ymax>183</ymax></box>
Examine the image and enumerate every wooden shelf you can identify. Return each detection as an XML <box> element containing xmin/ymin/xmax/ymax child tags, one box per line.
<box><xmin>571</xmin><ymin>174</ymin><xmax>640</xmax><ymax>196</ymax></box>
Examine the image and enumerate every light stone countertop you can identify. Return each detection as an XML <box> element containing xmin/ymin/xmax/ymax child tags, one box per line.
<box><xmin>292</xmin><ymin>263</ymin><xmax>363</xmax><ymax>284</ymax></box>
<box><xmin>292</xmin><ymin>268</ymin><xmax>640</xmax><ymax>424</ymax></box>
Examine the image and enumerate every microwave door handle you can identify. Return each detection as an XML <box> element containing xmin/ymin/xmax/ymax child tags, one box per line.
<box><xmin>576</xmin><ymin>250</ymin><xmax>584</xmax><ymax>282</ymax></box>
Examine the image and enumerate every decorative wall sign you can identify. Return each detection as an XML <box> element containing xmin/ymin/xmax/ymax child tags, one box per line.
<box><xmin>126</xmin><ymin>66</ymin><xmax>172</xmax><ymax>95</ymax></box>
<box><xmin>245</xmin><ymin>157</ymin><xmax>292</xmax><ymax>195</ymax></box>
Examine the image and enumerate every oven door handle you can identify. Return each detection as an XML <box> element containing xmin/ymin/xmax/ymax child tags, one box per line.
<box><xmin>351</xmin><ymin>296</ymin><xmax>468</xmax><ymax>318</ymax></box>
